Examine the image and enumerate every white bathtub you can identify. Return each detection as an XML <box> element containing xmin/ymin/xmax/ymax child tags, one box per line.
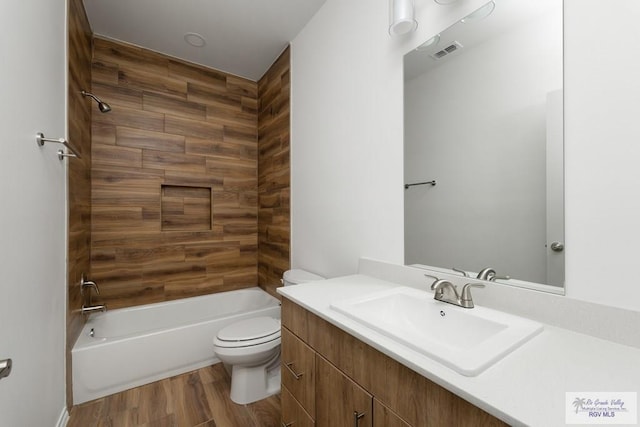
<box><xmin>72</xmin><ymin>287</ymin><xmax>281</xmax><ymax>404</ymax></box>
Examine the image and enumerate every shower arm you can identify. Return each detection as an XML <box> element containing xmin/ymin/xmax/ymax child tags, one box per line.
<box><xmin>81</xmin><ymin>90</ymin><xmax>100</xmax><ymax>103</ymax></box>
<box><xmin>81</xmin><ymin>90</ymin><xmax>111</xmax><ymax>113</ymax></box>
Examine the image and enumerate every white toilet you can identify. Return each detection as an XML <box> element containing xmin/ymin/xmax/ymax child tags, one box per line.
<box><xmin>213</xmin><ymin>269</ymin><xmax>324</xmax><ymax>404</ymax></box>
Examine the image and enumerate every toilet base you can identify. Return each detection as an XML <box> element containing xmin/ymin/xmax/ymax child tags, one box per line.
<box><xmin>228</xmin><ymin>352</ymin><xmax>281</xmax><ymax>404</ymax></box>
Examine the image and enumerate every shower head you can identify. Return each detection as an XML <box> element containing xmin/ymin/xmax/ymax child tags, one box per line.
<box><xmin>81</xmin><ymin>90</ymin><xmax>112</xmax><ymax>113</ymax></box>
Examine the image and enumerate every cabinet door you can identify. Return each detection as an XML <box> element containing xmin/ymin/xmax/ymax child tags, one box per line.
<box><xmin>373</xmin><ymin>399</ymin><xmax>411</xmax><ymax>427</ymax></box>
<box><xmin>282</xmin><ymin>326</ymin><xmax>316</xmax><ymax>417</ymax></box>
<box><xmin>316</xmin><ymin>356</ymin><xmax>372</xmax><ymax>427</ymax></box>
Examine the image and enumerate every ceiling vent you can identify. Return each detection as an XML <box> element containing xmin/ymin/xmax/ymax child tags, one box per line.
<box><xmin>430</xmin><ymin>41</ymin><xmax>463</xmax><ymax>60</ymax></box>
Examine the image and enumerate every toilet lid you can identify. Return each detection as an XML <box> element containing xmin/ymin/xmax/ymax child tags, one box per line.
<box><xmin>217</xmin><ymin>317</ymin><xmax>281</xmax><ymax>343</ymax></box>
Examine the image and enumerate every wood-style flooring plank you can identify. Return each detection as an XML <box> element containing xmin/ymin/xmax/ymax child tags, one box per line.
<box><xmin>138</xmin><ymin>413</ymin><xmax>178</xmax><ymax>427</ymax></box>
<box><xmin>171</xmin><ymin>370</ymin><xmax>213</xmax><ymax>426</ymax></box>
<box><xmin>135</xmin><ymin>377</ymin><xmax>174</xmax><ymax>425</ymax></box>
<box><xmin>245</xmin><ymin>394</ymin><xmax>281</xmax><ymax>427</ymax></box>
<box><xmin>68</xmin><ymin>398</ymin><xmax>105</xmax><ymax>427</ymax></box>
<box><xmin>202</xmin><ymin>379</ymin><xmax>255</xmax><ymax>427</ymax></box>
<box><xmin>69</xmin><ymin>364</ymin><xmax>280</xmax><ymax>427</ymax></box>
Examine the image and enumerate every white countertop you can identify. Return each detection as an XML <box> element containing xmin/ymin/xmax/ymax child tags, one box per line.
<box><xmin>277</xmin><ymin>274</ymin><xmax>640</xmax><ymax>427</ymax></box>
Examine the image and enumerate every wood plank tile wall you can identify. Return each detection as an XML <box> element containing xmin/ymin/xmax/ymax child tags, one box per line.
<box><xmin>67</xmin><ymin>0</ymin><xmax>93</xmax><ymax>409</ymax></box>
<box><xmin>257</xmin><ymin>48</ymin><xmax>291</xmax><ymax>297</ymax></box>
<box><xmin>89</xmin><ymin>37</ymin><xmax>260</xmax><ymax>309</ymax></box>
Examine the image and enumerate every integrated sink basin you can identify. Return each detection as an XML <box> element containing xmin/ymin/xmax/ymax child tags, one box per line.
<box><xmin>330</xmin><ymin>286</ymin><xmax>543</xmax><ymax>376</ymax></box>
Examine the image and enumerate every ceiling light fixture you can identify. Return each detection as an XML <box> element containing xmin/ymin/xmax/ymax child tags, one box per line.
<box><xmin>461</xmin><ymin>1</ymin><xmax>495</xmax><ymax>23</ymax></box>
<box><xmin>389</xmin><ymin>0</ymin><xmax>418</xmax><ymax>36</ymax></box>
<box><xmin>184</xmin><ymin>32</ymin><xmax>206</xmax><ymax>48</ymax></box>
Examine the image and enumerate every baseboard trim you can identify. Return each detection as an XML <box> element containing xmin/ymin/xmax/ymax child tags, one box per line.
<box><xmin>56</xmin><ymin>407</ymin><xmax>69</xmax><ymax>427</ymax></box>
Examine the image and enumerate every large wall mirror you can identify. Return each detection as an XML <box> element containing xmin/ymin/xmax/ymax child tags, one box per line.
<box><xmin>404</xmin><ymin>0</ymin><xmax>564</xmax><ymax>292</ymax></box>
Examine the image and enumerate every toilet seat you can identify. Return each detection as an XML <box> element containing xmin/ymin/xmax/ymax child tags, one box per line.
<box><xmin>214</xmin><ymin>317</ymin><xmax>281</xmax><ymax>348</ymax></box>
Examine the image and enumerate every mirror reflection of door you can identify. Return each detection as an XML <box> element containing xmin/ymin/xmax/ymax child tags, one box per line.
<box><xmin>546</xmin><ymin>89</ymin><xmax>564</xmax><ymax>286</ymax></box>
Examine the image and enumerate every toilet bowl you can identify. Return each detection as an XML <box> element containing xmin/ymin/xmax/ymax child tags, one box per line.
<box><xmin>213</xmin><ymin>316</ymin><xmax>281</xmax><ymax>404</ymax></box>
<box><xmin>213</xmin><ymin>269</ymin><xmax>324</xmax><ymax>404</ymax></box>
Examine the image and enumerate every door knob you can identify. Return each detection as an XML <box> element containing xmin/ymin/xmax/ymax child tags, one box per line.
<box><xmin>0</xmin><ymin>358</ymin><xmax>12</xmax><ymax>380</ymax></box>
<box><xmin>550</xmin><ymin>241</ymin><xmax>564</xmax><ymax>252</ymax></box>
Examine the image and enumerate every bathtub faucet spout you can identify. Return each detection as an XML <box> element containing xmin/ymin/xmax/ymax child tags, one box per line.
<box><xmin>81</xmin><ymin>304</ymin><xmax>107</xmax><ymax>315</ymax></box>
<box><xmin>80</xmin><ymin>274</ymin><xmax>104</xmax><ymax>311</ymax></box>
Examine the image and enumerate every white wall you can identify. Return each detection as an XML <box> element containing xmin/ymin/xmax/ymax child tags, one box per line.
<box><xmin>291</xmin><ymin>0</ymin><xmax>640</xmax><ymax>312</ymax></box>
<box><xmin>404</xmin><ymin>8</ymin><xmax>562</xmax><ymax>284</ymax></box>
<box><xmin>0</xmin><ymin>0</ymin><xmax>67</xmax><ymax>424</ymax></box>
<box><xmin>290</xmin><ymin>0</ymin><xmax>406</xmax><ymax>277</ymax></box>
<box><xmin>564</xmin><ymin>1</ymin><xmax>640</xmax><ymax>311</ymax></box>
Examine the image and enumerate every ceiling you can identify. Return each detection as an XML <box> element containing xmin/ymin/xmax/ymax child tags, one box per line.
<box><xmin>405</xmin><ymin>0</ymin><xmax>559</xmax><ymax>81</ymax></box>
<box><xmin>83</xmin><ymin>0</ymin><xmax>327</xmax><ymax>81</ymax></box>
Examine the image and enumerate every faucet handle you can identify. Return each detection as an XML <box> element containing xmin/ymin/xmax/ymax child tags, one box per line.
<box><xmin>424</xmin><ymin>274</ymin><xmax>439</xmax><ymax>289</ymax></box>
<box><xmin>425</xmin><ymin>274</ymin><xmax>444</xmax><ymax>296</ymax></box>
<box><xmin>425</xmin><ymin>274</ymin><xmax>460</xmax><ymax>299</ymax></box>
<box><xmin>452</xmin><ymin>267</ymin><xmax>469</xmax><ymax>277</ymax></box>
<box><xmin>460</xmin><ymin>283</ymin><xmax>485</xmax><ymax>307</ymax></box>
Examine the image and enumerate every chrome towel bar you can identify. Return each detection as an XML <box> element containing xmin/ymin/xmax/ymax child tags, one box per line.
<box><xmin>404</xmin><ymin>180</ymin><xmax>436</xmax><ymax>189</ymax></box>
<box><xmin>36</xmin><ymin>132</ymin><xmax>82</xmax><ymax>160</ymax></box>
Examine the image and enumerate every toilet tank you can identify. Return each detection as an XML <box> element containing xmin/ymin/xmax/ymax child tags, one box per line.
<box><xmin>282</xmin><ymin>269</ymin><xmax>324</xmax><ymax>286</ymax></box>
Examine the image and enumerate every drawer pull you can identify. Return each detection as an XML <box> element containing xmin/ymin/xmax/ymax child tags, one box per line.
<box><xmin>281</xmin><ymin>422</ymin><xmax>294</xmax><ymax>427</ymax></box>
<box><xmin>353</xmin><ymin>411</ymin><xmax>365</xmax><ymax>426</ymax></box>
<box><xmin>285</xmin><ymin>362</ymin><xmax>304</xmax><ymax>380</ymax></box>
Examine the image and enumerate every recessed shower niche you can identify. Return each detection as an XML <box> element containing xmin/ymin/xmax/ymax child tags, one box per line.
<box><xmin>161</xmin><ymin>185</ymin><xmax>212</xmax><ymax>231</ymax></box>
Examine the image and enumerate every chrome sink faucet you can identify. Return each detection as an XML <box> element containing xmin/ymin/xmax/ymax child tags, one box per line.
<box><xmin>426</xmin><ymin>275</ymin><xmax>485</xmax><ymax>309</ymax></box>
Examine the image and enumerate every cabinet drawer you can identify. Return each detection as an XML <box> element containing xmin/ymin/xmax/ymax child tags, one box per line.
<box><xmin>282</xmin><ymin>326</ymin><xmax>316</xmax><ymax>417</ymax></box>
<box><xmin>282</xmin><ymin>299</ymin><xmax>310</xmax><ymax>340</ymax></box>
<box><xmin>282</xmin><ymin>385</ymin><xmax>314</xmax><ymax>427</ymax></box>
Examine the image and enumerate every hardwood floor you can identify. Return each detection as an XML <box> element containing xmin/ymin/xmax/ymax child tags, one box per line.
<box><xmin>68</xmin><ymin>363</ymin><xmax>281</xmax><ymax>427</ymax></box>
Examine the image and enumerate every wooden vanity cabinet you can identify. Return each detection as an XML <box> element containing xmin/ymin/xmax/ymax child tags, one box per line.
<box><xmin>281</xmin><ymin>299</ymin><xmax>508</xmax><ymax>427</ymax></box>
